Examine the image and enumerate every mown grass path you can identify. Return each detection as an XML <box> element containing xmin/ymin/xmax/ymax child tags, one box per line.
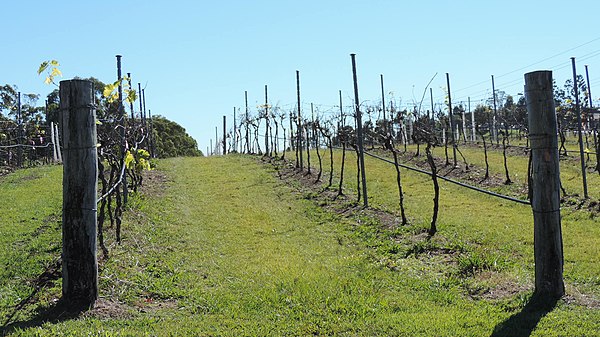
<box><xmin>2</xmin><ymin>156</ymin><xmax>599</xmax><ymax>336</ymax></box>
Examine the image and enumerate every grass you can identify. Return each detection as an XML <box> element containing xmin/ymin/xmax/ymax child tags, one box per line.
<box><xmin>0</xmin><ymin>154</ymin><xmax>599</xmax><ymax>336</ymax></box>
<box><xmin>313</xmin><ymin>146</ymin><xmax>600</xmax><ymax>292</ymax></box>
<box><xmin>0</xmin><ymin>166</ymin><xmax>63</xmax><ymax>325</ymax></box>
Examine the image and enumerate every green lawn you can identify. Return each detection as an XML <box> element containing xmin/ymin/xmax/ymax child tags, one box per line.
<box><xmin>1</xmin><ymin>155</ymin><xmax>599</xmax><ymax>336</ymax></box>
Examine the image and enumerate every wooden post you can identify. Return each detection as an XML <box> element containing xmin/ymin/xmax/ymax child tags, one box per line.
<box><xmin>127</xmin><ymin>73</ymin><xmax>135</xmax><ymax>120</ymax></box>
<box><xmin>116</xmin><ymin>55</ymin><xmax>128</xmax><ymax>205</ymax></box>
<box><xmin>296</xmin><ymin>70</ymin><xmax>303</xmax><ymax>170</ymax></box>
<box><xmin>233</xmin><ymin>107</ymin><xmax>237</xmax><ymax>153</ymax></box>
<box><xmin>430</xmin><ymin>87</ymin><xmax>435</xmax><ymax>130</ymax></box>
<box><xmin>470</xmin><ymin>97</ymin><xmax>475</xmax><ymax>142</ymax></box>
<box><xmin>446</xmin><ymin>73</ymin><xmax>457</xmax><ymax>167</ymax></box>
<box><xmin>461</xmin><ymin>102</ymin><xmax>467</xmax><ymax>143</ymax></box>
<box><xmin>380</xmin><ymin>74</ymin><xmax>387</xmax><ymax>135</ymax></box>
<box><xmin>492</xmin><ymin>75</ymin><xmax>499</xmax><ymax>143</ymax></box>
<box><xmin>50</xmin><ymin>121</ymin><xmax>58</xmax><ymax>162</ymax></box>
<box><xmin>571</xmin><ymin>57</ymin><xmax>589</xmax><ymax>199</ymax></box>
<box><xmin>245</xmin><ymin>91</ymin><xmax>250</xmax><ymax>154</ymax></box>
<box><xmin>16</xmin><ymin>92</ymin><xmax>23</xmax><ymax>167</ymax></box>
<box><xmin>351</xmin><ymin>54</ymin><xmax>368</xmax><ymax>207</ymax></box>
<box><xmin>60</xmin><ymin>79</ymin><xmax>98</xmax><ymax>305</ymax></box>
<box><xmin>215</xmin><ymin>126</ymin><xmax>219</xmax><ymax>155</ymax></box>
<box><xmin>264</xmin><ymin>85</ymin><xmax>270</xmax><ymax>156</ymax></box>
<box><xmin>55</xmin><ymin>123</ymin><xmax>63</xmax><ymax>162</ymax></box>
<box><xmin>138</xmin><ymin>83</ymin><xmax>144</xmax><ymax>126</ymax></box>
<box><xmin>223</xmin><ymin>115</ymin><xmax>227</xmax><ymax>155</ymax></box>
<box><xmin>306</xmin><ymin>103</ymin><xmax>312</xmax><ymax>174</ymax></box>
<box><xmin>148</xmin><ymin>109</ymin><xmax>155</xmax><ymax>158</ymax></box>
<box><xmin>524</xmin><ymin>70</ymin><xmax>565</xmax><ymax>299</ymax></box>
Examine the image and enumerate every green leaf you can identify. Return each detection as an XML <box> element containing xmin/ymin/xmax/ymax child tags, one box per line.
<box><xmin>38</xmin><ymin>61</ymin><xmax>49</xmax><ymax>75</ymax></box>
<box><xmin>125</xmin><ymin>150</ymin><xmax>135</xmax><ymax>169</ymax></box>
<box><xmin>125</xmin><ymin>89</ymin><xmax>138</xmax><ymax>104</ymax></box>
<box><xmin>51</xmin><ymin>68</ymin><xmax>62</xmax><ymax>78</ymax></box>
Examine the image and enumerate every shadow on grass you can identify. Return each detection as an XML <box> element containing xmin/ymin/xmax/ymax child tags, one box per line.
<box><xmin>490</xmin><ymin>294</ymin><xmax>559</xmax><ymax>337</ymax></box>
<box><xmin>1</xmin><ymin>299</ymin><xmax>91</xmax><ymax>336</ymax></box>
<box><xmin>0</xmin><ymin>258</ymin><xmax>92</xmax><ymax>336</ymax></box>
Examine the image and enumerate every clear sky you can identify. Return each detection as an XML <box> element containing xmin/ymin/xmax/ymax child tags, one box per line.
<box><xmin>3</xmin><ymin>0</ymin><xmax>600</xmax><ymax>153</ymax></box>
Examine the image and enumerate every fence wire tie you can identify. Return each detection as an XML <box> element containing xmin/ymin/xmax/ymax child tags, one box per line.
<box><xmin>532</xmin><ymin>208</ymin><xmax>561</xmax><ymax>214</ymax></box>
<box><xmin>63</xmin><ymin>146</ymin><xmax>98</xmax><ymax>151</ymax></box>
<box><xmin>60</xmin><ymin>104</ymin><xmax>97</xmax><ymax>110</ymax></box>
<box><xmin>63</xmin><ymin>207</ymin><xmax>97</xmax><ymax>212</ymax></box>
<box><xmin>528</xmin><ymin>133</ymin><xmax>555</xmax><ymax>141</ymax></box>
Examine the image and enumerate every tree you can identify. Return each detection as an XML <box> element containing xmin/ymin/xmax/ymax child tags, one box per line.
<box><xmin>151</xmin><ymin>116</ymin><xmax>203</xmax><ymax>158</ymax></box>
<box><xmin>557</xmin><ymin>75</ymin><xmax>588</xmax><ymax>129</ymax></box>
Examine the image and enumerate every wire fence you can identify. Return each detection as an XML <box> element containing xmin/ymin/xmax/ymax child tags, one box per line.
<box><xmin>0</xmin><ymin>123</ymin><xmax>60</xmax><ymax>168</ymax></box>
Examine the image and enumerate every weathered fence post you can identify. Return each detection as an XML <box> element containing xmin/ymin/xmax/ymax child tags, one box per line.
<box><xmin>60</xmin><ymin>79</ymin><xmax>98</xmax><ymax>306</ymax></box>
<box><xmin>50</xmin><ymin>121</ymin><xmax>58</xmax><ymax>162</ymax></box>
<box><xmin>16</xmin><ymin>92</ymin><xmax>23</xmax><ymax>167</ymax></box>
<box><xmin>571</xmin><ymin>57</ymin><xmax>589</xmax><ymax>199</ymax></box>
<box><xmin>54</xmin><ymin>123</ymin><xmax>63</xmax><ymax>162</ymax></box>
<box><xmin>297</xmin><ymin>70</ymin><xmax>303</xmax><ymax>170</ymax></box>
<box><xmin>446</xmin><ymin>73</ymin><xmax>457</xmax><ymax>167</ymax></box>
<box><xmin>245</xmin><ymin>91</ymin><xmax>250</xmax><ymax>154</ymax></box>
<box><xmin>223</xmin><ymin>115</ymin><xmax>227</xmax><ymax>155</ymax></box>
<box><xmin>351</xmin><ymin>53</ymin><xmax>368</xmax><ymax>207</ymax></box>
<box><xmin>524</xmin><ymin>70</ymin><xmax>564</xmax><ymax>299</ymax></box>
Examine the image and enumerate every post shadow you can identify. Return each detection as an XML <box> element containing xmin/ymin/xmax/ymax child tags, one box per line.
<box><xmin>490</xmin><ymin>294</ymin><xmax>559</xmax><ymax>337</ymax></box>
<box><xmin>0</xmin><ymin>258</ymin><xmax>91</xmax><ymax>336</ymax></box>
<box><xmin>1</xmin><ymin>298</ymin><xmax>91</xmax><ymax>335</ymax></box>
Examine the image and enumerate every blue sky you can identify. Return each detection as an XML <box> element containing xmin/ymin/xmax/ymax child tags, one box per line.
<box><xmin>3</xmin><ymin>0</ymin><xmax>600</xmax><ymax>153</ymax></box>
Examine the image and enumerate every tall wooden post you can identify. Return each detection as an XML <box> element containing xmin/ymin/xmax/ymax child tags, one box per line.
<box><xmin>16</xmin><ymin>92</ymin><xmax>23</xmax><ymax>167</ymax></box>
<box><xmin>245</xmin><ymin>91</ymin><xmax>249</xmax><ymax>154</ymax></box>
<box><xmin>470</xmin><ymin>97</ymin><xmax>475</xmax><ymax>141</ymax></box>
<box><xmin>351</xmin><ymin>54</ymin><xmax>368</xmax><ymax>207</ymax></box>
<box><xmin>127</xmin><ymin>73</ymin><xmax>134</xmax><ymax>120</ymax></box>
<box><xmin>148</xmin><ymin>109</ymin><xmax>155</xmax><ymax>158</ymax></box>
<box><xmin>297</xmin><ymin>70</ymin><xmax>303</xmax><ymax>170</ymax></box>
<box><xmin>446</xmin><ymin>73</ymin><xmax>457</xmax><ymax>167</ymax></box>
<box><xmin>60</xmin><ymin>79</ymin><xmax>98</xmax><ymax>306</ymax></box>
<box><xmin>430</xmin><ymin>87</ymin><xmax>435</xmax><ymax>129</ymax></box>
<box><xmin>571</xmin><ymin>57</ymin><xmax>589</xmax><ymax>199</ymax></box>
<box><xmin>55</xmin><ymin>123</ymin><xmax>63</xmax><ymax>162</ymax></box>
<box><xmin>142</xmin><ymin>89</ymin><xmax>148</xmax><ymax>149</ymax></box>
<box><xmin>138</xmin><ymin>83</ymin><xmax>144</xmax><ymax>127</ymax></box>
<box><xmin>380</xmin><ymin>74</ymin><xmax>387</xmax><ymax>135</ymax></box>
<box><xmin>524</xmin><ymin>70</ymin><xmax>565</xmax><ymax>299</ymax></box>
<box><xmin>50</xmin><ymin>121</ymin><xmax>58</xmax><ymax>162</ymax></box>
<box><xmin>223</xmin><ymin>115</ymin><xmax>227</xmax><ymax>155</ymax></box>
<box><xmin>116</xmin><ymin>55</ymin><xmax>128</xmax><ymax>205</ymax></box>
<box><xmin>233</xmin><ymin>107</ymin><xmax>237</xmax><ymax>153</ymax></box>
<box><xmin>306</xmin><ymin>103</ymin><xmax>312</xmax><ymax>174</ymax></box>
<box><xmin>492</xmin><ymin>75</ymin><xmax>499</xmax><ymax>143</ymax></box>
<box><xmin>264</xmin><ymin>84</ymin><xmax>270</xmax><ymax>156</ymax></box>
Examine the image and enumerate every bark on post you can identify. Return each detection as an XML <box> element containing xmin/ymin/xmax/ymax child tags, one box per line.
<box><xmin>524</xmin><ymin>70</ymin><xmax>564</xmax><ymax>299</ymax></box>
<box><xmin>60</xmin><ymin>79</ymin><xmax>98</xmax><ymax>306</ymax></box>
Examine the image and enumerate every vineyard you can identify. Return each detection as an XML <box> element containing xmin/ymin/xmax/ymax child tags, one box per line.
<box><xmin>1</xmin><ymin>54</ymin><xmax>600</xmax><ymax>335</ymax></box>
